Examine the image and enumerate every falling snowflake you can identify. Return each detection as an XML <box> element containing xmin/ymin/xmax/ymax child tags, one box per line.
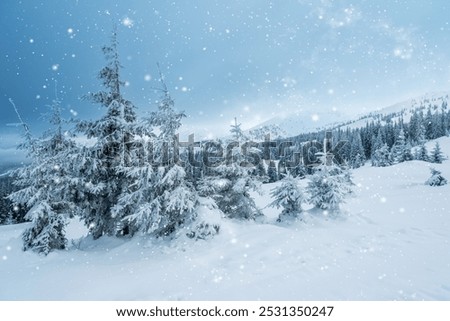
<box><xmin>144</xmin><ymin>74</ymin><xmax>152</xmax><ymax>81</ymax></box>
<box><xmin>122</xmin><ymin>17</ymin><xmax>134</xmax><ymax>28</ymax></box>
<box><xmin>51</xmin><ymin>64</ymin><xmax>59</xmax><ymax>71</ymax></box>
<box><xmin>311</xmin><ymin>114</ymin><xmax>320</xmax><ymax>122</ymax></box>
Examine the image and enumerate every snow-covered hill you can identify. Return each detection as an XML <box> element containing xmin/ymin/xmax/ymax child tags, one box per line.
<box><xmin>337</xmin><ymin>92</ymin><xmax>450</xmax><ymax>131</ymax></box>
<box><xmin>1</xmin><ymin>137</ymin><xmax>449</xmax><ymax>300</ymax></box>
<box><xmin>249</xmin><ymin>92</ymin><xmax>450</xmax><ymax>137</ymax></box>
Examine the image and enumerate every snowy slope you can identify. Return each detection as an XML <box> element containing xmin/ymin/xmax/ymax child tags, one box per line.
<box><xmin>339</xmin><ymin>92</ymin><xmax>450</xmax><ymax>131</ymax></box>
<box><xmin>249</xmin><ymin>92</ymin><xmax>450</xmax><ymax>137</ymax></box>
<box><xmin>1</xmin><ymin>138</ymin><xmax>449</xmax><ymax>300</ymax></box>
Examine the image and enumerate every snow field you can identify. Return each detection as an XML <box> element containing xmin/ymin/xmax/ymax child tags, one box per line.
<box><xmin>1</xmin><ymin>138</ymin><xmax>449</xmax><ymax>300</ymax></box>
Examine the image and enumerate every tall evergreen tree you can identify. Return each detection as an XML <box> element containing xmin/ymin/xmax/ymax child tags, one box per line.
<box><xmin>371</xmin><ymin>128</ymin><xmax>383</xmax><ymax>158</ymax></box>
<box><xmin>267</xmin><ymin>160</ymin><xmax>278</xmax><ymax>182</ymax></box>
<box><xmin>390</xmin><ymin>128</ymin><xmax>408</xmax><ymax>164</ymax></box>
<box><xmin>425</xmin><ymin>108</ymin><xmax>434</xmax><ymax>140</ymax></box>
<box><xmin>75</xmin><ymin>27</ymin><xmax>139</xmax><ymax>239</ymax></box>
<box><xmin>116</xmin><ymin>68</ymin><xmax>199</xmax><ymax>237</ymax></box>
<box><xmin>349</xmin><ymin>132</ymin><xmax>365</xmax><ymax>168</ymax></box>
<box><xmin>8</xmin><ymin>97</ymin><xmax>77</xmax><ymax>254</ymax></box>
<box><xmin>230</xmin><ymin>117</ymin><xmax>246</xmax><ymax>142</ymax></box>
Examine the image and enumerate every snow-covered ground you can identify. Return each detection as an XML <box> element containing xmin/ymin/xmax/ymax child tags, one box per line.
<box><xmin>1</xmin><ymin>138</ymin><xmax>449</xmax><ymax>300</ymax></box>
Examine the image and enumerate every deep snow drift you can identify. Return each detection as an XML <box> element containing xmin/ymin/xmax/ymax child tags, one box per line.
<box><xmin>0</xmin><ymin>137</ymin><xmax>449</xmax><ymax>300</ymax></box>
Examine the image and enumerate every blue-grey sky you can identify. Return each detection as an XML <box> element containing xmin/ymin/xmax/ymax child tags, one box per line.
<box><xmin>1</xmin><ymin>0</ymin><xmax>450</xmax><ymax>160</ymax></box>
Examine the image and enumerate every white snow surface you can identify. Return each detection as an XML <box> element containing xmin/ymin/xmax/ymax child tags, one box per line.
<box><xmin>1</xmin><ymin>138</ymin><xmax>450</xmax><ymax>300</ymax></box>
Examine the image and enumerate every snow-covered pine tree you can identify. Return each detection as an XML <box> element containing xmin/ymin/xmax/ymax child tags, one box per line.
<box><xmin>390</xmin><ymin>128</ymin><xmax>407</xmax><ymax>164</ymax></box>
<box><xmin>416</xmin><ymin>144</ymin><xmax>429</xmax><ymax>162</ymax></box>
<box><xmin>404</xmin><ymin>142</ymin><xmax>414</xmax><ymax>161</ymax></box>
<box><xmin>291</xmin><ymin>163</ymin><xmax>307</xmax><ymax>178</ymax></box>
<box><xmin>199</xmin><ymin>161</ymin><xmax>262</xmax><ymax>220</ymax></box>
<box><xmin>277</xmin><ymin>158</ymin><xmax>288</xmax><ymax>178</ymax></box>
<box><xmin>425</xmin><ymin>108</ymin><xmax>434</xmax><ymax>140</ymax></box>
<box><xmin>117</xmin><ymin>70</ymin><xmax>200</xmax><ymax>238</ymax></box>
<box><xmin>230</xmin><ymin>117</ymin><xmax>246</xmax><ymax>142</ymax></box>
<box><xmin>372</xmin><ymin>143</ymin><xmax>392</xmax><ymax>167</ymax></box>
<box><xmin>371</xmin><ymin>130</ymin><xmax>383</xmax><ymax>159</ymax></box>
<box><xmin>75</xmin><ymin>27</ymin><xmax>139</xmax><ymax>239</ymax></box>
<box><xmin>430</xmin><ymin>142</ymin><xmax>444</xmax><ymax>164</ymax></box>
<box><xmin>269</xmin><ymin>173</ymin><xmax>305</xmax><ymax>222</ymax></box>
<box><xmin>267</xmin><ymin>160</ymin><xmax>278</xmax><ymax>182</ymax></box>
<box><xmin>306</xmin><ymin>155</ymin><xmax>353</xmax><ymax>214</ymax></box>
<box><xmin>145</xmin><ymin>64</ymin><xmax>186</xmax><ymax>166</ymax></box>
<box><xmin>254</xmin><ymin>160</ymin><xmax>267</xmax><ymax>182</ymax></box>
<box><xmin>0</xmin><ymin>173</ymin><xmax>27</xmax><ymax>225</ymax></box>
<box><xmin>349</xmin><ymin>132</ymin><xmax>365</xmax><ymax>168</ymax></box>
<box><xmin>8</xmin><ymin>97</ymin><xmax>77</xmax><ymax>255</ymax></box>
<box><xmin>425</xmin><ymin>168</ymin><xmax>447</xmax><ymax>186</ymax></box>
<box><xmin>119</xmin><ymin>164</ymin><xmax>198</xmax><ymax>237</ymax></box>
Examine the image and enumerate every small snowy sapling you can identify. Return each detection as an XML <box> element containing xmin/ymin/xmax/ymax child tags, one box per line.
<box><xmin>269</xmin><ymin>173</ymin><xmax>305</xmax><ymax>222</ymax></box>
<box><xmin>425</xmin><ymin>168</ymin><xmax>447</xmax><ymax>186</ymax></box>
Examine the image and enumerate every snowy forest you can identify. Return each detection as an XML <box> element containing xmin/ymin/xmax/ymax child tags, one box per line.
<box><xmin>1</xmin><ymin>28</ymin><xmax>449</xmax><ymax>257</ymax></box>
<box><xmin>2</xmin><ymin>0</ymin><xmax>450</xmax><ymax>301</ymax></box>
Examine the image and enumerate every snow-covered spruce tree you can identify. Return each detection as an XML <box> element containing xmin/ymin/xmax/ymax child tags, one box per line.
<box><xmin>119</xmin><ymin>164</ymin><xmax>199</xmax><ymax>237</ymax></box>
<box><xmin>230</xmin><ymin>117</ymin><xmax>247</xmax><ymax>142</ymax></box>
<box><xmin>306</xmin><ymin>155</ymin><xmax>353</xmax><ymax>214</ymax></box>
<box><xmin>145</xmin><ymin>65</ymin><xmax>186</xmax><ymax>166</ymax></box>
<box><xmin>199</xmin><ymin>163</ymin><xmax>262</xmax><ymax>220</ymax></box>
<box><xmin>198</xmin><ymin>120</ymin><xmax>263</xmax><ymax>220</ymax></box>
<box><xmin>416</xmin><ymin>144</ymin><xmax>429</xmax><ymax>162</ymax></box>
<box><xmin>8</xmin><ymin>97</ymin><xmax>77</xmax><ymax>255</ymax></box>
<box><xmin>75</xmin><ymin>27</ymin><xmax>139</xmax><ymax>239</ymax></box>
<box><xmin>372</xmin><ymin>143</ymin><xmax>392</xmax><ymax>167</ymax></box>
<box><xmin>270</xmin><ymin>173</ymin><xmax>305</xmax><ymax>222</ymax></box>
<box><xmin>267</xmin><ymin>160</ymin><xmax>278</xmax><ymax>182</ymax></box>
<box><xmin>371</xmin><ymin>128</ymin><xmax>384</xmax><ymax>157</ymax></box>
<box><xmin>117</xmin><ymin>71</ymin><xmax>200</xmax><ymax>238</ymax></box>
<box><xmin>425</xmin><ymin>168</ymin><xmax>447</xmax><ymax>186</ymax></box>
<box><xmin>253</xmin><ymin>160</ymin><xmax>268</xmax><ymax>182</ymax></box>
<box><xmin>430</xmin><ymin>142</ymin><xmax>444</xmax><ymax>164</ymax></box>
<box><xmin>349</xmin><ymin>132</ymin><xmax>365</xmax><ymax>168</ymax></box>
<box><xmin>0</xmin><ymin>174</ymin><xmax>27</xmax><ymax>225</ymax></box>
<box><xmin>404</xmin><ymin>142</ymin><xmax>414</xmax><ymax>161</ymax></box>
<box><xmin>390</xmin><ymin>128</ymin><xmax>408</xmax><ymax>164</ymax></box>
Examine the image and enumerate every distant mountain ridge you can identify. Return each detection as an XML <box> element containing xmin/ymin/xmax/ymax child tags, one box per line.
<box><xmin>248</xmin><ymin>92</ymin><xmax>450</xmax><ymax>138</ymax></box>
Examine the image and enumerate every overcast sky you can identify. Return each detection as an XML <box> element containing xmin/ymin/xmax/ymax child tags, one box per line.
<box><xmin>1</xmin><ymin>0</ymin><xmax>450</xmax><ymax>159</ymax></box>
